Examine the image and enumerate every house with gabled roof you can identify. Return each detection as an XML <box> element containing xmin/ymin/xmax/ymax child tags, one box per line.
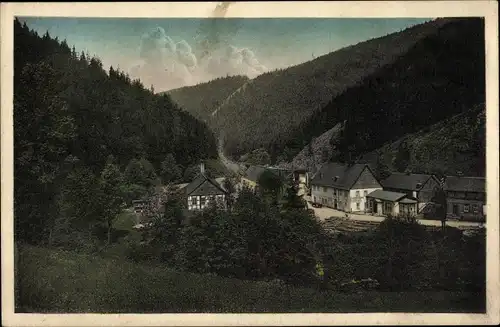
<box><xmin>365</xmin><ymin>189</ymin><xmax>418</xmax><ymax>217</ymax></box>
<box><xmin>443</xmin><ymin>176</ymin><xmax>486</xmax><ymax>221</ymax></box>
<box><xmin>310</xmin><ymin>163</ymin><xmax>382</xmax><ymax>213</ymax></box>
<box><xmin>184</xmin><ymin>163</ymin><xmax>228</xmax><ymax>211</ymax></box>
<box><xmin>381</xmin><ymin>172</ymin><xmax>441</xmax><ymax>211</ymax></box>
<box><xmin>239</xmin><ymin>165</ymin><xmax>291</xmax><ymax>193</ymax></box>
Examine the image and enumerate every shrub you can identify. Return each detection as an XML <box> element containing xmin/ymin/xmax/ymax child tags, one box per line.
<box><xmin>157</xmin><ymin>189</ymin><xmax>324</xmax><ymax>285</ymax></box>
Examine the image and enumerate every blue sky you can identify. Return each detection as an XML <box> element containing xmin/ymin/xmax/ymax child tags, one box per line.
<box><xmin>19</xmin><ymin>17</ymin><xmax>432</xmax><ymax>91</ymax></box>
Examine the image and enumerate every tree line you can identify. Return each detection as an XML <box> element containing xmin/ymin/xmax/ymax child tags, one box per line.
<box><xmin>13</xmin><ymin>19</ymin><xmax>218</xmax><ymax>246</ymax></box>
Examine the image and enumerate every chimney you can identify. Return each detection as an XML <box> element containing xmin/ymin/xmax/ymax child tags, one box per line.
<box><xmin>200</xmin><ymin>162</ymin><xmax>205</xmax><ymax>175</ymax></box>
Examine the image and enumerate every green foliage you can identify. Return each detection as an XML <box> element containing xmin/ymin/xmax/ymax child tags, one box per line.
<box><xmin>13</xmin><ymin>19</ymin><xmax>217</xmax><ymax>244</ymax></box>
<box><xmin>144</xmin><ymin>197</ymin><xmax>185</xmax><ymax>262</ymax></box>
<box><xmin>167</xmin><ymin>75</ymin><xmax>250</xmax><ymax>123</ymax></box>
<box><xmin>257</xmin><ymin>170</ymin><xmax>284</xmax><ymax>204</ymax></box>
<box><xmin>124</xmin><ymin>158</ymin><xmax>159</xmax><ymax>188</ymax></box>
<box><xmin>282</xmin><ymin>184</ymin><xmax>307</xmax><ymax>210</ymax></box>
<box><xmin>170</xmin><ymin>18</ymin><xmax>485</xmax><ymax>175</ymax></box>
<box><xmin>140</xmin><ymin>188</ymin><xmax>323</xmax><ymax>285</ymax></box>
<box><xmin>17</xmin><ymin>244</ymin><xmax>485</xmax><ymax>313</ymax></box>
<box><xmin>430</xmin><ymin>185</ymin><xmax>448</xmax><ymax>222</ymax></box>
<box><xmin>98</xmin><ymin>161</ymin><xmax>127</xmax><ymax>244</ymax></box>
<box><xmin>160</xmin><ymin>154</ymin><xmax>182</xmax><ymax>184</ymax></box>
<box><xmin>392</xmin><ymin>141</ymin><xmax>411</xmax><ymax>172</ymax></box>
<box><xmin>361</xmin><ymin>104</ymin><xmax>486</xmax><ymax>177</ymax></box>
<box><xmin>331</xmin><ymin>19</ymin><xmax>485</xmax><ymax>167</ymax></box>
<box><xmin>191</xmin><ymin>19</ymin><xmax>455</xmax><ymax>159</ymax></box>
<box><xmin>374</xmin><ymin>152</ymin><xmax>391</xmax><ymax>180</ymax></box>
<box><xmin>122</xmin><ymin>183</ymin><xmax>148</xmax><ymax>205</ymax></box>
<box><xmin>183</xmin><ymin>165</ymin><xmax>200</xmax><ymax>182</ymax></box>
<box><xmin>222</xmin><ymin>176</ymin><xmax>238</xmax><ymax>207</ymax></box>
<box><xmin>246</xmin><ymin>148</ymin><xmax>271</xmax><ymax>166</ymax></box>
<box><xmin>321</xmin><ymin>217</ymin><xmax>485</xmax><ymax>294</ymax></box>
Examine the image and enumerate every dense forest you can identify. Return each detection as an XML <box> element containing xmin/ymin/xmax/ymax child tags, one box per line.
<box><xmin>166</xmin><ymin>75</ymin><xmax>249</xmax><ymax>123</ymax></box>
<box><xmin>331</xmin><ymin>18</ymin><xmax>485</xmax><ymax>167</ymax></box>
<box><xmin>361</xmin><ymin>104</ymin><xmax>486</xmax><ymax>177</ymax></box>
<box><xmin>208</xmin><ymin>18</ymin><xmax>448</xmax><ymax>159</ymax></box>
<box><xmin>13</xmin><ymin>18</ymin><xmax>217</xmax><ymax>245</ymax></box>
<box><xmin>168</xmin><ymin>18</ymin><xmax>485</xmax><ymax>178</ymax></box>
<box><xmin>288</xmin><ymin>18</ymin><xmax>485</xmax><ymax>177</ymax></box>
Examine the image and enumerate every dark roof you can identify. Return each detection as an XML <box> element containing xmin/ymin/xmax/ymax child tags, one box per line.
<box><xmin>381</xmin><ymin>172</ymin><xmax>434</xmax><ymax>191</ymax></box>
<box><xmin>444</xmin><ymin>176</ymin><xmax>485</xmax><ymax>193</ymax></box>
<box><xmin>185</xmin><ymin>173</ymin><xmax>227</xmax><ymax>196</ymax></box>
<box><xmin>310</xmin><ymin>163</ymin><xmax>369</xmax><ymax>190</ymax></box>
<box><xmin>366</xmin><ymin>190</ymin><xmax>407</xmax><ymax>202</ymax></box>
<box><xmin>399</xmin><ymin>198</ymin><xmax>418</xmax><ymax>204</ymax></box>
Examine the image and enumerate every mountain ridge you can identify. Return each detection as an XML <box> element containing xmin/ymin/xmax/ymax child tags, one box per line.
<box><xmin>166</xmin><ymin>17</ymin><xmax>485</xmax><ymax>177</ymax></box>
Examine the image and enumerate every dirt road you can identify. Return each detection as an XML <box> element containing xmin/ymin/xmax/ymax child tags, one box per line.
<box><xmin>305</xmin><ymin>201</ymin><xmax>483</xmax><ymax>230</ymax></box>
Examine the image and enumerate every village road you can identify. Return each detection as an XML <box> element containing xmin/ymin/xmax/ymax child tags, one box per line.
<box><xmin>218</xmin><ymin>136</ymin><xmax>243</xmax><ymax>175</ymax></box>
<box><xmin>305</xmin><ymin>201</ymin><xmax>483</xmax><ymax>229</ymax></box>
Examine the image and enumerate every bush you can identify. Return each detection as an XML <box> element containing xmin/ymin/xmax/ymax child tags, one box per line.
<box><xmin>153</xmin><ymin>189</ymin><xmax>324</xmax><ymax>285</ymax></box>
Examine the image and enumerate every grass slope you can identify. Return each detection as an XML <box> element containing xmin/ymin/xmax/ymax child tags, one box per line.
<box><xmin>16</xmin><ymin>244</ymin><xmax>483</xmax><ymax>313</ymax></box>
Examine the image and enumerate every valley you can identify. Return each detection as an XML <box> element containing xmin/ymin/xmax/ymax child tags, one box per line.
<box><xmin>167</xmin><ymin>17</ymin><xmax>485</xmax><ymax>179</ymax></box>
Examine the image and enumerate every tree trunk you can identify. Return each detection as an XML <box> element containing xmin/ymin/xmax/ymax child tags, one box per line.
<box><xmin>48</xmin><ymin>226</ymin><xmax>53</xmax><ymax>247</ymax></box>
<box><xmin>386</xmin><ymin>218</ymin><xmax>393</xmax><ymax>287</ymax></box>
<box><xmin>107</xmin><ymin>220</ymin><xmax>112</xmax><ymax>245</ymax></box>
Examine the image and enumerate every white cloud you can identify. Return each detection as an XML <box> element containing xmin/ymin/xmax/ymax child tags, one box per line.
<box><xmin>129</xmin><ymin>26</ymin><xmax>268</xmax><ymax>91</ymax></box>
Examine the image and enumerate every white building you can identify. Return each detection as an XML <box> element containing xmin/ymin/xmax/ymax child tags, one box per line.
<box><xmin>184</xmin><ymin>163</ymin><xmax>228</xmax><ymax>211</ymax></box>
<box><xmin>310</xmin><ymin>163</ymin><xmax>382</xmax><ymax>213</ymax></box>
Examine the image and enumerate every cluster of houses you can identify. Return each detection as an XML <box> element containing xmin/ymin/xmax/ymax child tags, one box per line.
<box><xmin>134</xmin><ymin>161</ymin><xmax>486</xmax><ymax>223</ymax></box>
<box><xmin>309</xmin><ymin>162</ymin><xmax>486</xmax><ymax>222</ymax></box>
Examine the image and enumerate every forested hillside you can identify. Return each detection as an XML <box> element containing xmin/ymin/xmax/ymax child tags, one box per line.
<box><xmin>289</xmin><ymin>18</ymin><xmax>485</xmax><ymax>177</ymax></box>
<box><xmin>362</xmin><ymin>104</ymin><xmax>486</xmax><ymax>177</ymax></box>
<box><xmin>166</xmin><ymin>75</ymin><xmax>249</xmax><ymax>123</ymax></box>
<box><xmin>13</xmin><ymin>19</ymin><xmax>217</xmax><ymax>245</ymax></box>
<box><xmin>331</xmin><ymin>18</ymin><xmax>485</xmax><ymax>165</ymax></box>
<box><xmin>208</xmin><ymin>18</ymin><xmax>450</xmax><ymax>158</ymax></box>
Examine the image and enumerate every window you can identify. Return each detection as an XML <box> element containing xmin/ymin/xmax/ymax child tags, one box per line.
<box><xmin>334</xmin><ymin>189</ymin><xmax>337</xmax><ymax>196</ymax></box>
<box><xmin>355</xmin><ymin>190</ymin><xmax>360</xmax><ymax>197</ymax></box>
<box><xmin>363</xmin><ymin>190</ymin><xmax>368</xmax><ymax>197</ymax></box>
<box><xmin>200</xmin><ymin>196</ymin><xmax>206</xmax><ymax>206</ymax></box>
<box><xmin>356</xmin><ymin>202</ymin><xmax>360</xmax><ymax>210</ymax></box>
<box><xmin>463</xmin><ymin>204</ymin><xmax>470</xmax><ymax>213</ymax></box>
<box><xmin>323</xmin><ymin>187</ymin><xmax>327</xmax><ymax>193</ymax></box>
<box><xmin>384</xmin><ymin>202</ymin><xmax>392</xmax><ymax>213</ymax></box>
<box><xmin>472</xmin><ymin>204</ymin><xmax>479</xmax><ymax>213</ymax></box>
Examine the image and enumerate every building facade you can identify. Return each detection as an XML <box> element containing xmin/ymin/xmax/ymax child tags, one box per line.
<box><xmin>444</xmin><ymin>176</ymin><xmax>486</xmax><ymax>221</ymax></box>
<box><xmin>184</xmin><ymin>164</ymin><xmax>228</xmax><ymax>211</ymax></box>
<box><xmin>310</xmin><ymin>163</ymin><xmax>382</xmax><ymax>213</ymax></box>
<box><xmin>366</xmin><ymin>189</ymin><xmax>418</xmax><ymax>217</ymax></box>
<box><xmin>381</xmin><ymin>172</ymin><xmax>440</xmax><ymax>212</ymax></box>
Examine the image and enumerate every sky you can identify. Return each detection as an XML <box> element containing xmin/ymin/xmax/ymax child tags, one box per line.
<box><xmin>19</xmin><ymin>17</ymin><xmax>432</xmax><ymax>92</ymax></box>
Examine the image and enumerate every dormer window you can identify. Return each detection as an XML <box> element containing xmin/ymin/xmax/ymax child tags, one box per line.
<box><xmin>334</xmin><ymin>176</ymin><xmax>339</xmax><ymax>182</ymax></box>
<box><xmin>416</xmin><ymin>183</ymin><xmax>422</xmax><ymax>189</ymax></box>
